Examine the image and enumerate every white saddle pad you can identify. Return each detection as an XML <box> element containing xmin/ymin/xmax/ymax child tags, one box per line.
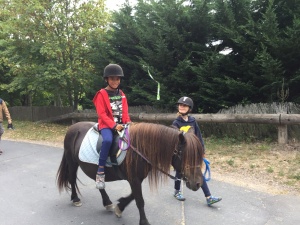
<box><xmin>78</xmin><ymin>127</ymin><xmax>126</xmax><ymax>167</ymax></box>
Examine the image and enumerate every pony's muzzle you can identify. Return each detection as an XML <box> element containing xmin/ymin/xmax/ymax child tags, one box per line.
<box><xmin>186</xmin><ymin>181</ymin><xmax>201</xmax><ymax>191</ymax></box>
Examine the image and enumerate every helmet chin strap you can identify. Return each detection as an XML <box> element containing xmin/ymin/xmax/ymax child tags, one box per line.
<box><xmin>109</xmin><ymin>85</ymin><xmax>120</xmax><ymax>95</ymax></box>
<box><xmin>177</xmin><ymin>108</ymin><xmax>191</xmax><ymax>116</ymax></box>
<box><xmin>177</xmin><ymin>112</ymin><xmax>189</xmax><ymax>116</ymax></box>
<box><xmin>178</xmin><ymin>112</ymin><xmax>189</xmax><ymax>116</ymax></box>
<box><xmin>108</xmin><ymin>84</ymin><xmax>119</xmax><ymax>90</ymax></box>
<box><xmin>106</xmin><ymin>79</ymin><xmax>120</xmax><ymax>93</ymax></box>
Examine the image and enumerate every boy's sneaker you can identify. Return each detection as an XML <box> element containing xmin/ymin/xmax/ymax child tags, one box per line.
<box><xmin>206</xmin><ymin>196</ymin><xmax>222</xmax><ymax>206</ymax></box>
<box><xmin>95</xmin><ymin>174</ymin><xmax>105</xmax><ymax>189</ymax></box>
<box><xmin>174</xmin><ymin>191</ymin><xmax>186</xmax><ymax>201</ymax></box>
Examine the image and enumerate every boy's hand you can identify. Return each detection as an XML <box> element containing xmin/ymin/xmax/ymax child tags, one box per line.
<box><xmin>115</xmin><ymin>124</ymin><xmax>124</xmax><ymax>131</ymax></box>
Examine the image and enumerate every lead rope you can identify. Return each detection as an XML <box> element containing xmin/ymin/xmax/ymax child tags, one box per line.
<box><xmin>203</xmin><ymin>158</ymin><xmax>211</xmax><ymax>182</ymax></box>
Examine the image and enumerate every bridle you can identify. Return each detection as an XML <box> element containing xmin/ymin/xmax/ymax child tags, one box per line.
<box><xmin>172</xmin><ymin>141</ymin><xmax>189</xmax><ymax>182</ymax></box>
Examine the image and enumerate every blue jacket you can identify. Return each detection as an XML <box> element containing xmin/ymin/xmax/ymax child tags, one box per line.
<box><xmin>172</xmin><ymin>116</ymin><xmax>205</xmax><ymax>153</ymax></box>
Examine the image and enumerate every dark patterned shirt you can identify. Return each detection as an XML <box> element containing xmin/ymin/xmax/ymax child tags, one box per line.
<box><xmin>106</xmin><ymin>90</ymin><xmax>123</xmax><ymax>124</ymax></box>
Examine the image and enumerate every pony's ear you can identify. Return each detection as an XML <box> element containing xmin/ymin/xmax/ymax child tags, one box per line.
<box><xmin>186</xmin><ymin>126</ymin><xmax>195</xmax><ymax>134</ymax></box>
<box><xmin>179</xmin><ymin>131</ymin><xmax>186</xmax><ymax>144</ymax></box>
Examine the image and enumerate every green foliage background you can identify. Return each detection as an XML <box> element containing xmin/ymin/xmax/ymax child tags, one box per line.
<box><xmin>1</xmin><ymin>0</ymin><xmax>300</xmax><ymax>113</ymax></box>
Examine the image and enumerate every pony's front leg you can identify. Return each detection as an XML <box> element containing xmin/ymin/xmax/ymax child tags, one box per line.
<box><xmin>129</xmin><ymin>179</ymin><xmax>150</xmax><ymax>225</ymax></box>
<box><xmin>114</xmin><ymin>193</ymin><xmax>134</xmax><ymax>218</ymax></box>
<box><xmin>99</xmin><ymin>189</ymin><xmax>114</xmax><ymax>211</ymax></box>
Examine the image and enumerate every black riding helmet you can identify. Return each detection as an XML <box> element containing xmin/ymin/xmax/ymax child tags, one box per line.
<box><xmin>103</xmin><ymin>64</ymin><xmax>124</xmax><ymax>78</ymax></box>
<box><xmin>177</xmin><ymin>96</ymin><xmax>194</xmax><ymax>110</ymax></box>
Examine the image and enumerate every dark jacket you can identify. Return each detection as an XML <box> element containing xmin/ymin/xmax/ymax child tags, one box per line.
<box><xmin>172</xmin><ymin>115</ymin><xmax>205</xmax><ymax>153</ymax></box>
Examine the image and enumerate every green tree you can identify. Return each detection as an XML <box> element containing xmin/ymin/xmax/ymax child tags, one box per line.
<box><xmin>213</xmin><ymin>0</ymin><xmax>300</xmax><ymax>105</ymax></box>
<box><xmin>1</xmin><ymin>0</ymin><xmax>109</xmax><ymax>109</ymax></box>
<box><xmin>101</xmin><ymin>0</ymin><xmax>216</xmax><ymax>111</ymax></box>
<box><xmin>2</xmin><ymin>0</ymin><xmax>300</xmax><ymax>111</ymax></box>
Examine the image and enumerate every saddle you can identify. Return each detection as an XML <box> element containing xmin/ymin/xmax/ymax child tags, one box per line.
<box><xmin>78</xmin><ymin>124</ymin><xmax>129</xmax><ymax>180</ymax></box>
<box><xmin>93</xmin><ymin>124</ymin><xmax>122</xmax><ymax>160</ymax></box>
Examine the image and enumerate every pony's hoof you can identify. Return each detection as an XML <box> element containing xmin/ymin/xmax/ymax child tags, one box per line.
<box><xmin>105</xmin><ymin>204</ymin><xmax>115</xmax><ymax>211</ymax></box>
<box><xmin>140</xmin><ymin>219</ymin><xmax>151</xmax><ymax>225</ymax></box>
<box><xmin>114</xmin><ymin>205</ymin><xmax>122</xmax><ymax>218</ymax></box>
<box><xmin>73</xmin><ymin>201</ymin><xmax>82</xmax><ymax>207</ymax></box>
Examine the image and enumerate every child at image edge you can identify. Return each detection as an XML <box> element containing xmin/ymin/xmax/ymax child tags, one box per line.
<box><xmin>93</xmin><ymin>64</ymin><xmax>131</xmax><ymax>189</ymax></box>
<box><xmin>0</xmin><ymin>98</ymin><xmax>14</xmax><ymax>155</ymax></box>
<box><xmin>172</xmin><ymin>96</ymin><xmax>222</xmax><ymax>206</ymax></box>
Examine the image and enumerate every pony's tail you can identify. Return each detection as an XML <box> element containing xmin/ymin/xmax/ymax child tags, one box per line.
<box><xmin>56</xmin><ymin>130</ymin><xmax>81</xmax><ymax>195</ymax></box>
<box><xmin>56</xmin><ymin>152</ymin><xmax>81</xmax><ymax>194</ymax></box>
<box><xmin>56</xmin><ymin>152</ymin><xmax>70</xmax><ymax>193</ymax></box>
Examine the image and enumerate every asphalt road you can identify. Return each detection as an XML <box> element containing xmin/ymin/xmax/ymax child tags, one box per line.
<box><xmin>0</xmin><ymin>140</ymin><xmax>300</xmax><ymax>225</ymax></box>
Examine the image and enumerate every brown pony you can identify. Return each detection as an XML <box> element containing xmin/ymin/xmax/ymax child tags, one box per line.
<box><xmin>56</xmin><ymin>121</ymin><xmax>203</xmax><ymax>225</ymax></box>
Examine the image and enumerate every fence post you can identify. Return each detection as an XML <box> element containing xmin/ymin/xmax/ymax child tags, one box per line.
<box><xmin>278</xmin><ymin>124</ymin><xmax>288</xmax><ymax>145</ymax></box>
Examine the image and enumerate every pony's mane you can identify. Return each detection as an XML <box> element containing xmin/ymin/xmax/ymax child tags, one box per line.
<box><xmin>125</xmin><ymin>122</ymin><xmax>203</xmax><ymax>188</ymax></box>
<box><xmin>125</xmin><ymin>123</ymin><xmax>179</xmax><ymax>187</ymax></box>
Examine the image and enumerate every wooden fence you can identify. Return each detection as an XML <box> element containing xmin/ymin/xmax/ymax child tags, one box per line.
<box><xmin>9</xmin><ymin>106</ymin><xmax>73</xmax><ymax>122</ymax></box>
<box><xmin>37</xmin><ymin>111</ymin><xmax>300</xmax><ymax>144</ymax></box>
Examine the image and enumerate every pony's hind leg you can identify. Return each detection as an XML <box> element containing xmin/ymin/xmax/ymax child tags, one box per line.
<box><xmin>57</xmin><ymin>147</ymin><xmax>82</xmax><ymax>207</ymax></box>
<box><xmin>67</xmin><ymin>159</ymin><xmax>82</xmax><ymax>207</ymax></box>
<box><xmin>99</xmin><ymin>189</ymin><xmax>114</xmax><ymax>211</ymax></box>
<box><xmin>71</xmin><ymin>183</ymin><xmax>82</xmax><ymax>207</ymax></box>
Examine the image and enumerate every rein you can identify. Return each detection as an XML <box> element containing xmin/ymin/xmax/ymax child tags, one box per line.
<box><xmin>130</xmin><ymin>144</ymin><xmax>180</xmax><ymax>181</ymax></box>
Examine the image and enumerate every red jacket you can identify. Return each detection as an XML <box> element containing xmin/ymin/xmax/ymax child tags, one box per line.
<box><xmin>93</xmin><ymin>89</ymin><xmax>131</xmax><ymax>130</ymax></box>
